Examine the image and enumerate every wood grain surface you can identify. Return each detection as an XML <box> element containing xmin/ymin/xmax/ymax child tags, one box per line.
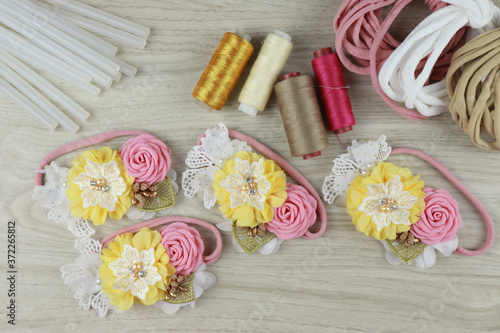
<box><xmin>1</xmin><ymin>1</ymin><xmax>499</xmax><ymax>332</ymax></box>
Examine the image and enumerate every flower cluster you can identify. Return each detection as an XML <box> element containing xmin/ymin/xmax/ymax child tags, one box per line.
<box><xmin>35</xmin><ymin>133</ymin><xmax>176</xmax><ymax>231</ymax></box>
<box><xmin>97</xmin><ymin>225</ymin><xmax>212</xmax><ymax>313</ymax></box>
<box><xmin>327</xmin><ymin>137</ymin><xmax>463</xmax><ymax>268</ymax></box>
<box><xmin>183</xmin><ymin>124</ymin><xmax>322</xmax><ymax>255</ymax></box>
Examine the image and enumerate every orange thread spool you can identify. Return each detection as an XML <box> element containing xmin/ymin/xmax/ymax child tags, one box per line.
<box><xmin>192</xmin><ymin>32</ymin><xmax>254</xmax><ymax>110</ymax></box>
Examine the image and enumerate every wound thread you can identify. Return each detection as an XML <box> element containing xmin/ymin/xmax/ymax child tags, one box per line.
<box><xmin>312</xmin><ymin>47</ymin><xmax>355</xmax><ymax>134</ymax></box>
<box><xmin>238</xmin><ymin>30</ymin><xmax>293</xmax><ymax>117</ymax></box>
<box><xmin>274</xmin><ymin>72</ymin><xmax>329</xmax><ymax>159</ymax></box>
<box><xmin>192</xmin><ymin>32</ymin><xmax>254</xmax><ymax>111</ymax></box>
<box><xmin>446</xmin><ymin>27</ymin><xmax>500</xmax><ymax>151</ymax></box>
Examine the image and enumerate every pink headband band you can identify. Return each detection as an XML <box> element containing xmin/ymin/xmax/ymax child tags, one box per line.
<box><xmin>197</xmin><ymin>127</ymin><xmax>327</xmax><ymax>240</ymax></box>
<box><xmin>100</xmin><ymin>215</ymin><xmax>223</xmax><ymax>265</ymax></box>
<box><xmin>35</xmin><ymin>129</ymin><xmax>150</xmax><ymax>186</ymax></box>
<box><xmin>391</xmin><ymin>147</ymin><xmax>494</xmax><ymax>256</ymax></box>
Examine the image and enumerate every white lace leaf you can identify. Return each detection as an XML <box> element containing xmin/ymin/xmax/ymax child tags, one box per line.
<box><xmin>182</xmin><ymin>123</ymin><xmax>251</xmax><ymax>209</ymax></box>
<box><xmin>322</xmin><ymin>135</ymin><xmax>391</xmax><ymax>204</ymax></box>
<box><xmin>61</xmin><ymin>237</ymin><xmax>111</xmax><ymax>316</ymax></box>
<box><xmin>33</xmin><ymin>162</ymin><xmax>96</xmax><ymax>237</ymax></box>
<box><xmin>91</xmin><ymin>290</ymin><xmax>110</xmax><ymax>318</ymax></box>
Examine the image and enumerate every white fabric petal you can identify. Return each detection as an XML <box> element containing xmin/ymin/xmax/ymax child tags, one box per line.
<box><xmin>258</xmin><ymin>238</ymin><xmax>284</xmax><ymax>255</ymax></box>
<box><xmin>413</xmin><ymin>246</ymin><xmax>437</xmax><ymax>269</ymax></box>
<box><xmin>216</xmin><ymin>221</ymin><xmax>233</xmax><ymax>232</ymax></box>
<box><xmin>432</xmin><ymin>236</ymin><xmax>459</xmax><ymax>256</ymax></box>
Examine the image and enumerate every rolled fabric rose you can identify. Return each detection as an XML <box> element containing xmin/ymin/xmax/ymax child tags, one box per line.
<box><xmin>121</xmin><ymin>134</ymin><xmax>171</xmax><ymax>186</ymax></box>
<box><xmin>266</xmin><ymin>183</ymin><xmax>317</xmax><ymax>240</ymax></box>
<box><xmin>160</xmin><ymin>222</ymin><xmax>204</xmax><ymax>276</ymax></box>
<box><xmin>410</xmin><ymin>188</ymin><xmax>461</xmax><ymax>245</ymax></box>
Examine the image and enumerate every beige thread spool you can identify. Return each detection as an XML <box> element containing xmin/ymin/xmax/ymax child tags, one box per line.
<box><xmin>238</xmin><ymin>30</ymin><xmax>293</xmax><ymax>117</ymax></box>
<box><xmin>274</xmin><ymin>72</ymin><xmax>329</xmax><ymax>159</ymax></box>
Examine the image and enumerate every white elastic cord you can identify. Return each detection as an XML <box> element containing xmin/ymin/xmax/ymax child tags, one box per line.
<box><xmin>378</xmin><ymin>0</ymin><xmax>500</xmax><ymax>117</ymax></box>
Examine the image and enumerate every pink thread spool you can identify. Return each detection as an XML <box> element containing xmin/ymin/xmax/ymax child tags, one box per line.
<box><xmin>312</xmin><ymin>47</ymin><xmax>355</xmax><ymax>134</ymax></box>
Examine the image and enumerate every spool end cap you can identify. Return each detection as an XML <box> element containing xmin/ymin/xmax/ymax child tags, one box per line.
<box><xmin>303</xmin><ymin>151</ymin><xmax>322</xmax><ymax>160</ymax></box>
<box><xmin>234</xmin><ymin>29</ymin><xmax>252</xmax><ymax>42</ymax></box>
<box><xmin>282</xmin><ymin>72</ymin><xmax>301</xmax><ymax>80</ymax></box>
<box><xmin>273</xmin><ymin>30</ymin><xmax>292</xmax><ymax>42</ymax></box>
<box><xmin>333</xmin><ymin>126</ymin><xmax>353</xmax><ymax>134</ymax></box>
<box><xmin>239</xmin><ymin>102</ymin><xmax>258</xmax><ymax>117</ymax></box>
<box><xmin>313</xmin><ymin>47</ymin><xmax>333</xmax><ymax>58</ymax></box>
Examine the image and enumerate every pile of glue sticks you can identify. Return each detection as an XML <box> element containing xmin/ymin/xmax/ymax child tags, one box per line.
<box><xmin>0</xmin><ymin>0</ymin><xmax>150</xmax><ymax>133</ymax></box>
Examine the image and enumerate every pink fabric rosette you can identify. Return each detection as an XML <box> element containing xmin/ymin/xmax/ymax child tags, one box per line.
<box><xmin>266</xmin><ymin>183</ymin><xmax>317</xmax><ymax>240</ymax></box>
<box><xmin>160</xmin><ymin>222</ymin><xmax>204</xmax><ymax>276</ymax></box>
<box><xmin>121</xmin><ymin>134</ymin><xmax>171</xmax><ymax>186</ymax></box>
<box><xmin>410</xmin><ymin>188</ymin><xmax>461</xmax><ymax>245</ymax></box>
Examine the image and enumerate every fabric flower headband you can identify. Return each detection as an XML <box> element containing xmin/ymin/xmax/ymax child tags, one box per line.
<box><xmin>34</xmin><ymin>130</ymin><xmax>177</xmax><ymax>237</ymax></box>
<box><xmin>322</xmin><ymin>136</ymin><xmax>494</xmax><ymax>268</ymax></box>
<box><xmin>61</xmin><ymin>216</ymin><xmax>222</xmax><ymax>317</ymax></box>
<box><xmin>182</xmin><ymin>123</ymin><xmax>327</xmax><ymax>255</ymax></box>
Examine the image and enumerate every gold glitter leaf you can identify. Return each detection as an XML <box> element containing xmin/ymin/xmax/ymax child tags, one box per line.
<box><xmin>165</xmin><ymin>273</ymin><xmax>195</xmax><ymax>304</ymax></box>
<box><xmin>138</xmin><ymin>177</ymin><xmax>175</xmax><ymax>212</ymax></box>
<box><xmin>232</xmin><ymin>221</ymin><xmax>276</xmax><ymax>254</ymax></box>
<box><xmin>385</xmin><ymin>239</ymin><xmax>428</xmax><ymax>264</ymax></box>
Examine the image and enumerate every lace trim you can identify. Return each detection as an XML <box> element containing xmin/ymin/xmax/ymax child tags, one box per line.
<box><xmin>61</xmin><ymin>237</ymin><xmax>110</xmax><ymax>317</ymax></box>
<box><xmin>322</xmin><ymin>135</ymin><xmax>391</xmax><ymax>204</ymax></box>
<box><xmin>33</xmin><ymin>162</ymin><xmax>95</xmax><ymax>237</ymax></box>
<box><xmin>182</xmin><ymin>123</ymin><xmax>251</xmax><ymax>209</ymax></box>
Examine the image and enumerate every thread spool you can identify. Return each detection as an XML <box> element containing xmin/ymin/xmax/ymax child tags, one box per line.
<box><xmin>238</xmin><ymin>30</ymin><xmax>293</xmax><ymax>117</ymax></box>
<box><xmin>192</xmin><ymin>31</ymin><xmax>254</xmax><ymax>111</ymax></box>
<box><xmin>311</xmin><ymin>47</ymin><xmax>355</xmax><ymax>134</ymax></box>
<box><xmin>274</xmin><ymin>72</ymin><xmax>329</xmax><ymax>159</ymax></box>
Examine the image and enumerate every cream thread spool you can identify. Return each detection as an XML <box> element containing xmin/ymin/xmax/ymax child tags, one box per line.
<box><xmin>238</xmin><ymin>30</ymin><xmax>293</xmax><ymax>117</ymax></box>
<box><xmin>274</xmin><ymin>72</ymin><xmax>329</xmax><ymax>159</ymax></box>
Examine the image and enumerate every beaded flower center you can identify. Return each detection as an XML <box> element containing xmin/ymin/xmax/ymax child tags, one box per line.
<box><xmin>220</xmin><ymin>157</ymin><xmax>271</xmax><ymax>210</ymax></box>
<box><xmin>108</xmin><ymin>244</ymin><xmax>162</xmax><ymax>301</ymax></box>
<box><xmin>357</xmin><ymin>174</ymin><xmax>418</xmax><ymax>231</ymax></box>
<box><xmin>72</xmin><ymin>158</ymin><xmax>127</xmax><ymax>212</ymax></box>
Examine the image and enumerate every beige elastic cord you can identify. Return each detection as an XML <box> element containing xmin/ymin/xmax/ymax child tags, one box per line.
<box><xmin>446</xmin><ymin>28</ymin><xmax>500</xmax><ymax>151</ymax></box>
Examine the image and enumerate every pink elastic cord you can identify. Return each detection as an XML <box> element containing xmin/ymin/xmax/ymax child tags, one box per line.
<box><xmin>197</xmin><ymin>129</ymin><xmax>328</xmax><ymax>239</ymax></box>
<box><xmin>391</xmin><ymin>148</ymin><xmax>494</xmax><ymax>256</ymax></box>
<box><xmin>101</xmin><ymin>216</ymin><xmax>223</xmax><ymax>265</ymax></box>
<box><xmin>334</xmin><ymin>0</ymin><xmax>466</xmax><ymax>120</ymax></box>
<box><xmin>35</xmin><ymin>130</ymin><xmax>150</xmax><ymax>186</ymax></box>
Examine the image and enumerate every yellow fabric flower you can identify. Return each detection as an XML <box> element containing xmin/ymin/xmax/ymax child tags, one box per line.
<box><xmin>213</xmin><ymin>151</ymin><xmax>287</xmax><ymax>228</ymax></box>
<box><xmin>66</xmin><ymin>147</ymin><xmax>134</xmax><ymax>225</ymax></box>
<box><xmin>346</xmin><ymin>162</ymin><xmax>426</xmax><ymax>240</ymax></box>
<box><xmin>99</xmin><ymin>228</ymin><xmax>175</xmax><ymax>311</ymax></box>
